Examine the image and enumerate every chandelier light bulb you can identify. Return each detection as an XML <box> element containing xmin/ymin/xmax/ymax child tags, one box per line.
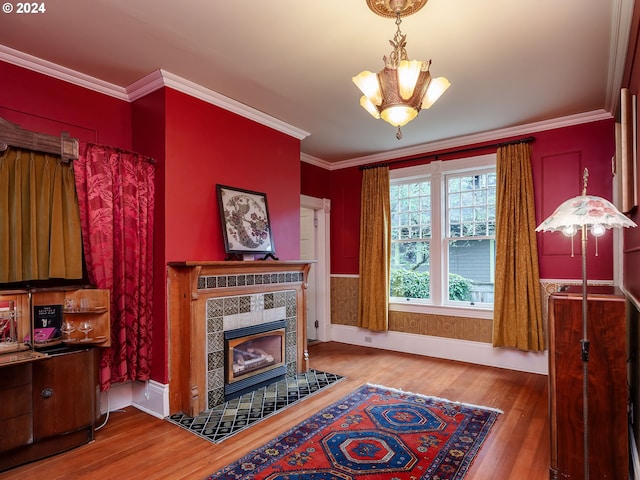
<box><xmin>562</xmin><ymin>225</ymin><xmax>577</xmax><ymax>237</ymax></box>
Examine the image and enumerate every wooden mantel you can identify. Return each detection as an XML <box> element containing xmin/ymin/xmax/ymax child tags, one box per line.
<box><xmin>167</xmin><ymin>260</ymin><xmax>313</xmax><ymax>416</ymax></box>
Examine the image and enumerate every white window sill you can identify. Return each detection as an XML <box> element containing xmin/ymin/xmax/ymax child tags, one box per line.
<box><xmin>389</xmin><ymin>301</ymin><xmax>494</xmax><ymax>320</ymax></box>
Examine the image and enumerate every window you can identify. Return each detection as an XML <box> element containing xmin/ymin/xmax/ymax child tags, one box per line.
<box><xmin>389</xmin><ymin>155</ymin><xmax>496</xmax><ymax>313</ymax></box>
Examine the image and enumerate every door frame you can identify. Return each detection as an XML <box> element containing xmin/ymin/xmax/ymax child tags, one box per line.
<box><xmin>300</xmin><ymin>194</ymin><xmax>331</xmax><ymax>342</ymax></box>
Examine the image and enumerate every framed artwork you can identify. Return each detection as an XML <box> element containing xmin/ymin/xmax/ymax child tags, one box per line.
<box><xmin>216</xmin><ymin>185</ymin><xmax>275</xmax><ymax>257</ymax></box>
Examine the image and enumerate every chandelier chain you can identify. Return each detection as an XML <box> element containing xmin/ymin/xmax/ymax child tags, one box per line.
<box><xmin>386</xmin><ymin>14</ymin><xmax>408</xmax><ymax>67</ymax></box>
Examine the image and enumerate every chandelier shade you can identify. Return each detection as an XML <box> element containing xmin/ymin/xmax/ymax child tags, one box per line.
<box><xmin>353</xmin><ymin>0</ymin><xmax>449</xmax><ymax>139</ymax></box>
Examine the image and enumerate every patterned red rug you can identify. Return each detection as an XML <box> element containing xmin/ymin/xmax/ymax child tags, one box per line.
<box><xmin>206</xmin><ymin>384</ymin><xmax>501</xmax><ymax>479</ymax></box>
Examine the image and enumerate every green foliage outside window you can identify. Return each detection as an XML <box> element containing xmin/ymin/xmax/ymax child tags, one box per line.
<box><xmin>390</xmin><ymin>269</ymin><xmax>472</xmax><ymax>301</ymax></box>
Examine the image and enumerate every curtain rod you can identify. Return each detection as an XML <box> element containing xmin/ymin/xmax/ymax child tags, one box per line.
<box><xmin>85</xmin><ymin>143</ymin><xmax>157</xmax><ymax>165</ymax></box>
<box><xmin>0</xmin><ymin>116</ymin><xmax>79</xmax><ymax>161</ymax></box>
<box><xmin>360</xmin><ymin>136</ymin><xmax>535</xmax><ymax>170</ymax></box>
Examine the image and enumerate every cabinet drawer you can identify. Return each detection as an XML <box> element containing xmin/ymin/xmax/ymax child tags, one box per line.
<box><xmin>0</xmin><ymin>383</ymin><xmax>32</xmax><ymax>420</ymax></box>
<box><xmin>0</xmin><ymin>363</ymin><xmax>31</xmax><ymax>389</ymax></box>
<box><xmin>0</xmin><ymin>413</ymin><xmax>32</xmax><ymax>451</ymax></box>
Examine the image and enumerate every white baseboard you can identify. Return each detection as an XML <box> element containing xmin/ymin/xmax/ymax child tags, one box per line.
<box><xmin>99</xmin><ymin>381</ymin><xmax>132</xmax><ymax>414</ymax></box>
<box><xmin>132</xmin><ymin>380</ymin><xmax>169</xmax><ymax>419</ymax></box>
<box><xmin>330</xmin><ymin>324</ymin><xmax>548</xmax><ymax>375</ymax></box>
<box><xmin>99</xmin><ymin>379</ymin><xmax>169</xmax><ymax>419</ymax></box>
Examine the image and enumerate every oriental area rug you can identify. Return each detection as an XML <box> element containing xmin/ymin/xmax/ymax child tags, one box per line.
<box><xmin>206</xmin><ymin>384</ymin><xmax>502</xmax><ymax>480</ymax></box>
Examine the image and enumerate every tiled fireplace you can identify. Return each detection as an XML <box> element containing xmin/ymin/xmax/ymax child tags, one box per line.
<box><xmin>167</xmin><ymin>261</ymin><xmax>311</xmax><ymax>416</ymax></box>
<box><xmin>206</xmin><ymin>290</ymin><xmax>297</xmax><ymax>406</ymax></box>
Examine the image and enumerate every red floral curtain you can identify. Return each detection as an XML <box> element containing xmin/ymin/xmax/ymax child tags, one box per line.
<box><xmin>74</xmin><ymin>143</ymin><xmax>155</xmax><ymax>390</ymax></box>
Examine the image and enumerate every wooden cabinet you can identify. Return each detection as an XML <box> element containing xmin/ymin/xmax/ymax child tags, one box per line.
<box><xmin>0</xmin><ymin>348</ymin><xmax>98</xmax><ymax>472</ymax></box>
<box><xmin>0</xmin><ymin>287</ymin><xmax>107</xmax><ymax>471</ymax></box>
<box><xmin>548</xmin><ymin>287</ymin><xmax>629</xmax><ymax>479</ymax></box>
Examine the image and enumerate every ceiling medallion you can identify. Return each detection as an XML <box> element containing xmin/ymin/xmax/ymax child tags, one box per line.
<box><xmin>366</xmin><ymin>0</ymin><xmax>428</xmax><ymax>18</ymax></box>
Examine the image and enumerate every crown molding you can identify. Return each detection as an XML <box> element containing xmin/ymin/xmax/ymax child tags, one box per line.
<box><xmin>606</xmin><ymin>0</ymin><xmax>635</xmax><ymax>112</ymax></box>
<box><xmin>300</xmin><ymin>152</ymin><xmax>332</xmax><ymax>169</ymax></box>
<box><xmin>128</xmin><ymin>70</ymin><xmax>310</xmax><ymax>140</ymax></box>
<box><xmin>325</xmin><ymin>109</ymin><xmax>614</xmax><ymax>171</ymax></box>
<box><xmin>0</xmin><ymin>46</ymin><xmax>310</xmax><ymax>141</ymax></box>
<box><xmin>0</xmin><ymin>45</ymin><xmax>129</xmax><ymax>101</ymax></box>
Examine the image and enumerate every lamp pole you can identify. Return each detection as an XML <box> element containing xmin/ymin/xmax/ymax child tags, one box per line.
<box><xmin>580</xmin><ymin>225</ymin><xmax>589</xmax><ymax>480</ymax></box>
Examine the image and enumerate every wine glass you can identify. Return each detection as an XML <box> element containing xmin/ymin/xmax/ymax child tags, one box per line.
<box><xmin>78</xmin><ymin>320</ymin><xmax>93</xmax><ymax>342</ymax></box>
<box><xmin>61</xmin><ymin>320</ymin><xmax>76</xmax><ymax>341</ymax></box>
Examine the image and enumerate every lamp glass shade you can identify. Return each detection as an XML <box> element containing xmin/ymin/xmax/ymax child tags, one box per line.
<box><xmin>422</xmin><ymin>76</ymin><xmax>451</xmax><ymax>109</ymax></box>
<box><xmin>359</xmin><ymin>96</ymin><xmax>381</xmax><ymax>119</ymax></box>
<box><xmin>536</xmin><ymin>194</ymin><xmax>637</xmax><ymax>232</ymax></box>
<box><xmin>397</xmin><ymin>60</ymin><xmax>424</xmax><ymax>99</ymax></box>
<box><xmin>353</xmin><ymin>71</ymin><xmax>382</xmax><ymax>106</ymax></box>
<box><xmin>380</xmin><ymin>105</ymin><xmax>418</xmax><ymax>127</ymax></box>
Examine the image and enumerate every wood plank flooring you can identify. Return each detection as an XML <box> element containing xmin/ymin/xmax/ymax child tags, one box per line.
<box><xmin>0</xmin><ymin>341</ymin><xmax>549</xmax><ymax>479</ymax></box>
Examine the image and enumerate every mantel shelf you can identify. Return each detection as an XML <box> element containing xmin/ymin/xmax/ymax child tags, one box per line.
<box><xmin>168</xmin><ymin>260</ymin><xmax>316</xmax><ymax>269</ymax></box>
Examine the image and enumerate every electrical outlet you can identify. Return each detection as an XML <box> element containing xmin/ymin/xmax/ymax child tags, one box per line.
<box><xmin>364</xmin><ymin>336</ymin><xmax>372</xmax><ymax>343</ymax></box>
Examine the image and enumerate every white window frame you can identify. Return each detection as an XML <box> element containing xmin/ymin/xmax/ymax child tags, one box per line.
<box><xmin>389</xmin><ymin>154</ymin><xmax>496</xmax><ymax>319</ymax></box>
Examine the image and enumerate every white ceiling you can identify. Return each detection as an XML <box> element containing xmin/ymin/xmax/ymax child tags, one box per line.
<box><xmin>0</xmin><ymin>0</ymin><xmax>634</xmax><ymax>164</ymax></box>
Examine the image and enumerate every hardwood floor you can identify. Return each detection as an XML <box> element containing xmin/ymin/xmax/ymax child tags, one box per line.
<box><xmin>0</xmin><ymin>342</ymin><xmax>550</xmax><ymax>479</ymax></box>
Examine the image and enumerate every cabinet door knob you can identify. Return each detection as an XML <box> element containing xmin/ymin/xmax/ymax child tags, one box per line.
<box><xmin>41</xmin><ymin>388</ymin><xmax>54</xmax><ymax>399</ymax></box>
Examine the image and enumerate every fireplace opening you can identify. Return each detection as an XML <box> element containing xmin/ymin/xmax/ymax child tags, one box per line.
<box><xmin>224</xmin><ymin>319</ymin><xmax>287</xmax><ymax>400</ymax></box>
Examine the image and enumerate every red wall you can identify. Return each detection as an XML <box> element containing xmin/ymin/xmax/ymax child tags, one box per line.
<box><xmin>301</xmin><ymin>162</ymin><xmax>331</xmax><ymax>199</ymax></box>
<box><xmin>321</xmin><ymin>119</ymin><xmax>617</xmax><ymax>280</ymax></box>
<box><xmin>163</xmin><ymin>89</ymin><xmax>301</xmax><ymax>262</ymax></box>
<box><xmin>131</xmin><ymin>89</ymin><xmax>168</xmax><ymax>384</ymax></box>
<box><xmin>533</xmin><ymin>120</ymin><xmax>616</xmax><ymax>280</ymax></box>
<box><xmin>0</xmin><ymin>61</ymin><xmax>132</xmax><ymax>148</ymax></box>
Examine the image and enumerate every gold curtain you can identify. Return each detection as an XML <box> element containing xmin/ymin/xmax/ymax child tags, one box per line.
<box><xmin>0</xmin><ymin>146</ymin><xmax>83</xmax><ymax>283</ymax></box>
<box><xmin>492</xmin><ymin>142</ymin><xmax>544</xmax><ymax>350</ymax></box>
<box><xmin>358</xmin><ymin>166</ymin><xmax>391</xmax><ymax>331</ymax></box>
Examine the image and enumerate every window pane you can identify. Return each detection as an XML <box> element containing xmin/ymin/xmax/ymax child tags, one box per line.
<box><xmin>390</xmin><ymin>180</ymin><xmax>431</xmax><ymax>240</ymax></box>
<box><xmin>447</xmin><ymin>172</ymin><xmax>496</xmax><ymax>240</ymax></box>
<box><xmin>390</xmin><ymin>241</ymin><xmax>430</xmax><ymax>299</ymax></box>
<box><xmin>448</xmin><ymin>239</ymin><xmax>495</xmax><ymax>303</ymax></box>
<box><xmin>390</xmin><ymin>179</ymin><xmax>431</xmax><ymax>300</ymax></box>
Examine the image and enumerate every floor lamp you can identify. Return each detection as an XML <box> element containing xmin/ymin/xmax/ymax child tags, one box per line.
<box><xmin>536</xmin><ymin>168</ymin><xmax>636</xmax><ymax>480</ymax></box>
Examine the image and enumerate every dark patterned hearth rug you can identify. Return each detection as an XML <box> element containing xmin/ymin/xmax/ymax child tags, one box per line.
<box><xmin>206</xmin><ymin>384</ymin><xmax>502</xmax><ymax>480</ymax></box>
<box><xmin>167</xmin><ymin>370</ymin><xmax>343</xmax><ymax>444</ymax></box>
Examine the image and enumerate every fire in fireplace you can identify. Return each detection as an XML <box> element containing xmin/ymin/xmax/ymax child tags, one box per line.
<box><xmin>224</xmin><ymin>319</ymin><xmax>287</xmax><ymax>400</ymax></box>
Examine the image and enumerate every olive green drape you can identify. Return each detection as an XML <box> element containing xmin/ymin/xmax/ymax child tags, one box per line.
<box><xmin>492</xmin><ymin>142</ymin><xmax>544</xmax><ymax>351</ymax></box>
<box><xmin>358</xmin><ymin>166</ymin><xmax>391</xmax><ymax>331</ymax></box>
<box><xmin>0</xmin><ymin>146</ymin><xmax>83</xmax><ymax>283</ymax></box>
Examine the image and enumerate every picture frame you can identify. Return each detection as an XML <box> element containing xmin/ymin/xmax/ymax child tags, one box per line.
<box><xmin>216</xmin><ymin>184</ymin><xmax>275</xmax><ymax>257</ymax></box>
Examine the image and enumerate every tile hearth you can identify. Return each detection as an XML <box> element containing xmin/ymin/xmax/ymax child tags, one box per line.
<box><xmin>167</xmin><ymin>370</ymin><xmax>343</xmax><ymax>444</ymax></box>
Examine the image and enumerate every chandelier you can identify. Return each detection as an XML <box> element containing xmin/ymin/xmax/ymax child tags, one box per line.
<box><xmin>353</xmin><ymin>0</ymin><xmax>450</xmax><ymax>139</ymax></box>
